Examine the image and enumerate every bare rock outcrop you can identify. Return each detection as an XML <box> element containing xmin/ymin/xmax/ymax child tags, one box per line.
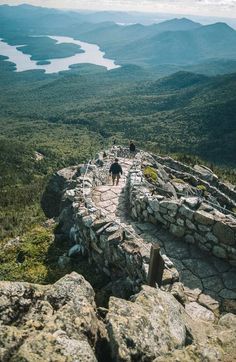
<box><xmin>0</xmin><ymin>273</ymin><xmax>235</xmax><ymax>361</ymax></box>
<box><xmin>0</xmin><ymin>272</ymin><xmax>106</xmax><ymax>362</ymax></box>
<box><xmin>106</xmin><ymin>285</ymin><xmax>236</xmax><ymax>362</ymax></box>
<box><xmin>41</xmin><ymin>166</ymin><xmax>79</xmax><ymax>218</ymax></box>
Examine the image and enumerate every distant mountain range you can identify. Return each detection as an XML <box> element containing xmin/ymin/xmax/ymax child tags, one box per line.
<box><xmin>1</xmin><ymin>4</ymin><xmax>236</xmax><ymax>75</ymax></box>
<box><xmin>110</xmin><ymin>22</ymin><xmax>236</xmax><ymax>67</ymax></box>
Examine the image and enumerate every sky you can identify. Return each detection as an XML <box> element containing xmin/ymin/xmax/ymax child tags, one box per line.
<box><xmin>0</xmin><ymin>0</ymin><xmax>236</xmax><ymax>18</ymax></box>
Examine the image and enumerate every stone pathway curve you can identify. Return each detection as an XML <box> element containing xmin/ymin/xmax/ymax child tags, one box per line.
<box><xmin>93</xmin><ymin>157</ymin><xmax>133</xmax><ymax>219</ymax></box>
<box><xmin>92</xmin><ymin>155</ymin><xmax>236</xmax><ymax>317</ymax></box>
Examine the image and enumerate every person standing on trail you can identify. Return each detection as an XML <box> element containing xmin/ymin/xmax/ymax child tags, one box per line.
<box><xmin>109</xmin><ymin>158</ymin><xmax>123</xmax><ymax>186</ymax></box>
<box><xmin>129</xmin><ymin>141</ymin><xmax>136</xmax><ymax>157</ymax></box>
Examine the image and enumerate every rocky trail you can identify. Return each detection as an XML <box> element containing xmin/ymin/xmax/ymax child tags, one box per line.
<box><xmin>1</xmin><ymin>147</ymin><xmax>236</xmax><ymax>361</ymax></box>
<box><xmin>92</xmin><ymin>151</ymin><xmax>236</xmax><ymax>320</ymax></box>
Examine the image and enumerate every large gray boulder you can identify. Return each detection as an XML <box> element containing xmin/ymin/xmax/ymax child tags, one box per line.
<box><xmin>106</xmin><ymin>285</ymin><xmax>187</xmax><ymax>361</ymax></box>
<box><xmin>0</xmin><ymin>273</ymin><xmax>235</xmax><ymax>361</ymax></box>
<box><xmin>0</xmin><ymin>273</ymin><xmax>106</xmax><ymax>362</ymax></box>
<box><xmin>106</xmin><ymin>285</ymin><xmax>236</xmax><ymax>362</ymax></box>
<box><xmin>193</xmin><ymin>165</ymin><xmax>218</xmax><ymax>183</ymax></box>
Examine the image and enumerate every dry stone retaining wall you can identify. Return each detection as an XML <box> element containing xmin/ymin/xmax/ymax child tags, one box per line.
<box><xmin>154</xmin><ymin>155</ymin><xmax>236</xmax><ymax>207</ymax></box>
<box><xmin>58</xmin><ymin>151</ymin><xmax>150</xmax><ymax>292</ymax></box>
<box><xmin>49</xmin><ymin>147</ymin><xmax>236</xmax><ymax>294</ymax></box>
<box><xmin>127</xmin><ymin>157</ymin><xmax>236</xmax><ymax>266</ymax></box>
<box><xmin>160</xmin><ymin>164</ymin><xmax>236</xmax><ymax>212</ymax></box>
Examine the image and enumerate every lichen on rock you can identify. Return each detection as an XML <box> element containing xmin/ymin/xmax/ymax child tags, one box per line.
<box><xmin>0</xmin><ymin>273</ymin><xmax>106</xmax><ymax>362</ymax></box>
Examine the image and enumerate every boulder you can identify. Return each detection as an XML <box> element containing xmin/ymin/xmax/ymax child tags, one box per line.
<box><xmin>106</xmin><ymin>284</ymin><xmax>233</xmax><ymax>362</ymax></box>
<box><xmin>217</xmin><ymin>315</ymin><xmax>236</xmax><ymax>358</ymax></box>
<box><xmin>64</xmin><ymin>189</ymin><xmax>76</xmax><ymax>202</ymax></box>
<box><xmin>183</xmin><ymin>197</ymin><xmax>199</xmax><ymax>209</ymax></box>
<box><xmin>219</xmin><ymin>313</ymin><xmax>236</xmax><ymax>329</ymax></box>
<box><xmin>153</xmin><ymin>344</ymin><xmax>222</xmax><ymax>362</ymax></box>
<box><xmin>171</xmin><ymin>282</ymin><xmax>187</xmax><ymax>305</ymax></box>
<box><xmin>68</xmin><ymin>244</ymin><xmax>81</xmax><ymax>257</ymax></box>
<box><xmin>159</xmin><ymin>200</ymin><xmax>180</xmax><ymax>212</ymax></box>
<box><xmin>222</xmin><ymin>299</ymin><xmax>236</xmax><ymax>314</ymax></box>
<box><xmin>0</xmin><ymin>273</ymin><xmax>105</xmax><ymax>361</ymax></box>
<box><xmin>106</xmin><ymin>285</ymin><xmax>187</xmax><ymax>361</ymax></box>
<box><xmin>185</xmin><ymin>302</ymin><xmax>215</xmax><ymax>322</ymax></box>
<box><xmin>198</xmin><ymin>293</ymin><xmax>220</xmax><ymax>315</ymax></box>
<box><xmin>193</xmin><ymin>165</ymin><xmax>218</xmax><ymax>183</ymax></box>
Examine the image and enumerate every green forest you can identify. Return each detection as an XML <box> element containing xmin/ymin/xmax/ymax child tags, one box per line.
<box><xmin>1</xmin><ymin>60</ymin><xmax>236</xmax><ymax>245</ymax></box>
<box><xmin>0</xmin><ymin>4</ymin><xmax>236</xmax><ymax>283</ymax></box>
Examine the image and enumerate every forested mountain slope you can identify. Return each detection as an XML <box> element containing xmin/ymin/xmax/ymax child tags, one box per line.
<box><xmin>1</xmin><ymin>61</ymin><xmax>235</xmax><ymax>165</ymax></box>
<box><xmin>1</xmin><ymin>5</ymin><xmax>236</xmax><ymax>73</ymax></box>
<box><xmin>110</xmin><ymin>23</ymin><xmax>236</xmax><ymax>67</ymax></box>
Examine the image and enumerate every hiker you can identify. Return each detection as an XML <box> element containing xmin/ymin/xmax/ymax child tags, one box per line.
<box><xmin>129</xmin><ymin>140</ymin><xmax>136</xmax><ymax>157</ymax></box>
<box><xmin>109</xmin><ymin>158</ymin><xmax>123</xmax><ymax>186</ymax></box>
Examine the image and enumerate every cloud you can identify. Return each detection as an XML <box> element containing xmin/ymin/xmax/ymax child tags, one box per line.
<box><xmin>1</xmin><ymin>0</ymin><xmax>236</xmax><ymax>17</ymax></box>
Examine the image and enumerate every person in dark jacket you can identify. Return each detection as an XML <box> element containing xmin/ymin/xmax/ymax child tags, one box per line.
<box><xmin>129</xmin><ymin>141</ymin><xmax>136</xmax><ymax>157</ymax></box>
<box><xmin>109</xmin><ymin>158</ymin><xmax>123</xmax><ymax>186</ymax></box>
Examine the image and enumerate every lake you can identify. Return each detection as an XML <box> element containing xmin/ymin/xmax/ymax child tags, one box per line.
<box><xmin>0</xmin><ymin>35</ymin><xmax>120</xmax><ymax>73</ymax></box>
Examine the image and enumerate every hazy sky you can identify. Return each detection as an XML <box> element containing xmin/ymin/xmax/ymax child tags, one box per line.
<box><xmin>1</xmin><ymin>0</ymin><xmax>236</xmax><ymax>18</ymax></box>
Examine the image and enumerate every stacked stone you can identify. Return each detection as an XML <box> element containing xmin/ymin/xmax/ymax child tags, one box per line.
<box><xmin>41</xmin><ymin>148</ymin><xmax>236</xmax><ymax>324</ymax></box>
<box><xmin>128</xmin><ymin>161</ymin><xmax>236</xmax><ymax>266</ymax></box>
<box><xmin>60</xmin><ymin>151</ymin><xmax>148</xmax><ymax>292</ymax></box>
<box><xmin>155</xmin><ymin>155</ymin><xmax>236</xmax><ymax>208</ymax></box>
<box><xmin>66</xmin><ymin>150</ymin><xmax>182</xmax><ymax>292</ymax></box>
<box><xmin>46</xmin><ymin>147</ymin><xmax>235</xmax><ymax>295</ymax></box>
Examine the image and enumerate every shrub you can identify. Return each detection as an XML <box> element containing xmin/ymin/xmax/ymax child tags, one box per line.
<box><xmin>143</xmin><ymin>166</ymin><xmax>158</xmax><ymax>182</ymax></box>
<box><xmin>172</xmin><ymin>178</ymin><xmax>186</xmax><ymax>184</ymax></box>
<box><xmin>196</xmin><ymin>184</ymin><xmax>207</xmax><ymax>191</ymax></box>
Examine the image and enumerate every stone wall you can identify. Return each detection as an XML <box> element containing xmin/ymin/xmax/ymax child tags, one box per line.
<box><xmin>56</xmin><ymin>151</ymin><xmax>150</xmax><ymax>292</ymax></box>
<box><xmin>128</xmin><ymin>157</ymin><xmax>236</xmax><ymax>266</ymax></box>
<box><xmin>154</xmin><ymin>155</ymin><xmax>236</xmax><ymax>208</ymax></box>
<box><xmin>44</xmin><ymin>147</ymin><xmax>236</xmax><ymax>293</ymax></box>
